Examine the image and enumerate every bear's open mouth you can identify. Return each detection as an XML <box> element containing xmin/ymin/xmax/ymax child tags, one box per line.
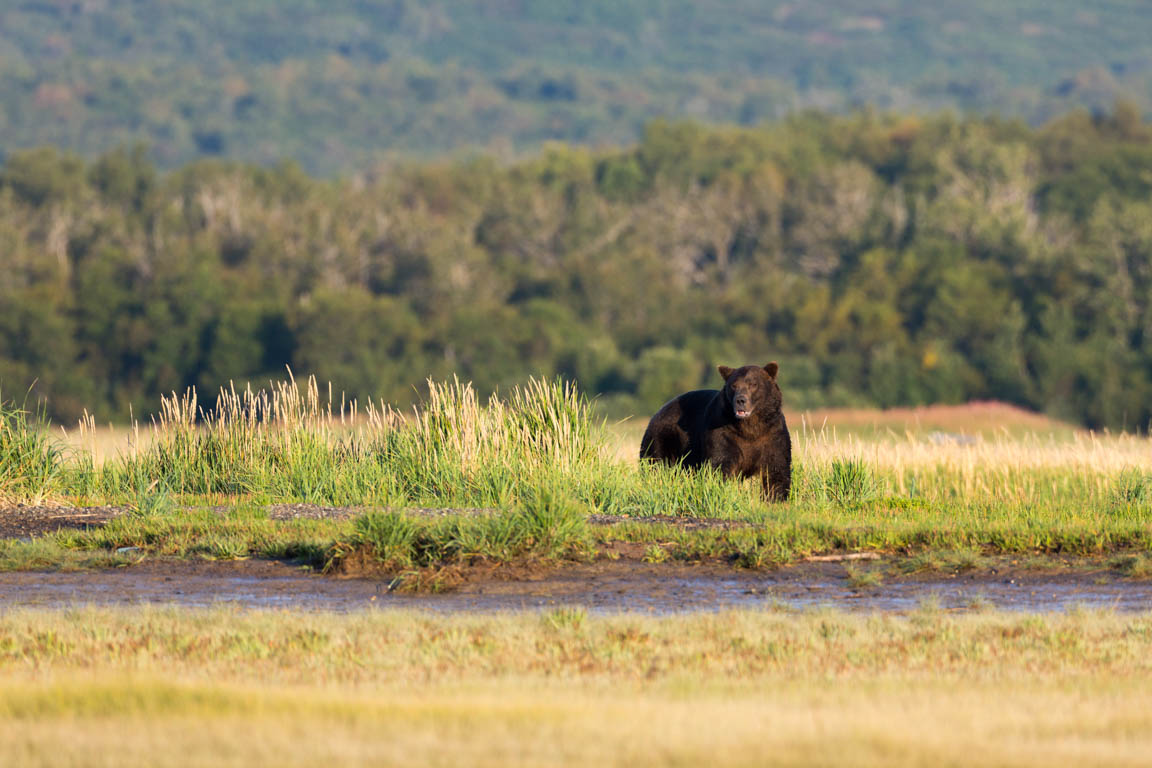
<box><xmin>735</xmin><ymin>408</ymin><xmax>750</xmax><ymax>419</ymax></box>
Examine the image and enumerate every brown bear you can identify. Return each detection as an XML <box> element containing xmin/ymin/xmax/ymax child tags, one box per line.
<box><xmin>639</xmin><ymin>362</ymin><xmax>791</xmax><ymax>501</ymax></box>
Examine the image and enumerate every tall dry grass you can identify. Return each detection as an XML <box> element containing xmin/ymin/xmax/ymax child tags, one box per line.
<box><xmin>795</xmin><ymin>426</ymin><xmax>1152</xmax><ymax>502</ymax></box>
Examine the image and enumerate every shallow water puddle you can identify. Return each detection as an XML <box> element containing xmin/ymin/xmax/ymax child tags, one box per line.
<box><xmin>0</xmin><ymin>561</ymin><xmax>1150</xmax><ymax>613</ymax></box>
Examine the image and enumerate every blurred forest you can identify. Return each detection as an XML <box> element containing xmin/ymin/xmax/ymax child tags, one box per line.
<box><xmin>3</xmin><ymin>106</ymin><xmax>1152</xmax><ymax>429</ymax></box>
<box><xmin>0</xmin><ymin>0</ymin><xmax>1150</xmax><ymax>174</ymax></box>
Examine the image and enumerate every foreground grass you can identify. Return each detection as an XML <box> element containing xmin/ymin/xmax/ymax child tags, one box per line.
<box><xmin>10</xmin><ymin>680</ymin><xmax>1152</xmax><ymax>767</ymax></box>
<box><xmin>1</xmin><ymin>606</ymin><xmax>1151</xmax><ymax>766</ymax></box>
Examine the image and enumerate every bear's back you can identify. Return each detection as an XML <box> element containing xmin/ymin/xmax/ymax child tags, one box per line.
<box><xmin>640</xmin><ymin>389</ymin><xmax>721</xmax><ymax>464</ymax></box>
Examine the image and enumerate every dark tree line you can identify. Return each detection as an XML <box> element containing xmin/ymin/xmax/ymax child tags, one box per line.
<box><xmin>3</xmin><ymin>106</ymin><xmax>1152</xmax><ymax>429</ymax></box>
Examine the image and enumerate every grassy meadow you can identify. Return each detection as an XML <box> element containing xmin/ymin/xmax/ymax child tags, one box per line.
<box><xmin>0</xmin><ymin>605</ymin><xmax>1151</xmax><ymax>766</ymax></box>
<box><xmin>2</xmin><ymin>376</ymin><xmax>1152</xmax><ymax>571</ymax></box>
<box><xmin>4</xmin><ymin>381</ymin><xmax>1152</xmax><ymax>766</ymax></box>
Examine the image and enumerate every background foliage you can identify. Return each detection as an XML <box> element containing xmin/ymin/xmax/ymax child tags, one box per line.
<box><xmin>3</xmin><ymin>106</ymin><xmax>1152</xmax><ymax>429</ymax></box>
<box><xmin>0</xmin><ymin>0</ymin><xmax>1150</xmax><ymax>174</ymax></box>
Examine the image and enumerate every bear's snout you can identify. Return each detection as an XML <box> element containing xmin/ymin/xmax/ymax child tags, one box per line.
<box><xmin>733</xmin><ymin>393</ymin><xmax>752</xmax><ymax>419</ymax></box>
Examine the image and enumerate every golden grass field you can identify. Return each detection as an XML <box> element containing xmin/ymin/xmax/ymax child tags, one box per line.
<box><xmin>1</xmin><ymin>606</ymin><xmax>1151</xmax><ymax>767</ymax></box>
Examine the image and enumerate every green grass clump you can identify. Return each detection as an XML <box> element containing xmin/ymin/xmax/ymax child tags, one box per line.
<box><xmin>845</xmin><ymin>565</ymin><xmax>884</xmax><ymax>590</ymax></box>
<box><xmin>77</xmin><ymin>376</ymin><xmax>618</xmax><ymax>511</ymax></box>
<box><xmin>0</xmin><ymin>538</ymin><xmax>133</xmax><ymax>571</ymax></box>
<box><xmin>540</xmin><ymin>605</ymin><xmax>588</xmax><ymax>631</ymax></box>
<box><xmin>334</xmin><ymin>490</ymin><xmax>590</xmax><ymax>572</ymax></box>
<box><xmin>41</xmin><ymin>506</ymin><xmax>340</xmax><ymax>568</ymax></box>
<box><xmin>0</xmin><ymin>396</ymin><xmax>64</xmax><ymax>503</ymax></box>
<box><xmin>1111</xmin><ymin>469</ymin><xmax>1152</xmax><ymax>508</ymax></box>
<box><xmin>348</xmin><ymin>511</ymin><xmax>419</xmax><ymax>568</ymax></box>
<box><xmin>821</xmin><ymin>458</ymin><xmax>879</xmax><ymax>507</ymax></box>
<box><xmin>1109</xmin><ymin>553</ymin><xmax>1152</xmax><ymax>579</ymax></box>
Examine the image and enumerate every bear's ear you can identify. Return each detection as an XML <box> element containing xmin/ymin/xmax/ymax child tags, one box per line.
<box><xmin>763</xmin><ymin>362</ymin><xmax>779</xmax><ymax>379</ymax></box>
<box><xmin>717</xmin><ymin>365</ymin><xmax>734</xmax><ymax>380</ymax></box>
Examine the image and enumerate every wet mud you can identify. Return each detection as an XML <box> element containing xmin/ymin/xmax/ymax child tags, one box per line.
<box><xmin>0</xmin><ymin>558</ymin><xmax>1150</xmax><ymax>614</ymax></box>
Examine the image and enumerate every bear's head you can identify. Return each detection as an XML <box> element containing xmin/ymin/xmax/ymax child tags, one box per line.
<box><xmin>717</xmin><ymin>363</ymin><xmax>782</xmax><ymax>421</ymax></box>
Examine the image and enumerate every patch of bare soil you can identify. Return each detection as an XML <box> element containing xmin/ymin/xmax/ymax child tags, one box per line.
<box><xmin>587</xmin><ymin>514</ymin><xmax>748</xmax><ymax>529</ymax></box>
<box><xmin>795</xmin><ymin>400</ymin><xmax>1074</xmax><ymax>433</ymax></box>
<box><xmin>0</xmin><ymin>503</ymin><xmax>489</xmax><ymax>538</ymax></box>
<box><xmin>0</xmin><ymin>504</ymin><xmax>130</xmax><ymax>538</ymax></box>
<box><xmin>0</xmin><ymin>504</ymin><xmax>750</xmax><ymax>539</ymax></box>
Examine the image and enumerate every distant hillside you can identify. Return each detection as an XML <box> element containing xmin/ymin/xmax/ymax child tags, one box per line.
<box><xmin>1</xmin><ymin>0</ymin><xmax>1150</xmax><ymax>173</ymax></box>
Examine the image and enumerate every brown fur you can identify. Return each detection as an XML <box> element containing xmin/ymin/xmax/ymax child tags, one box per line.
<box><xmin>639</xmin><ymin>362</ymin><xmax>791</xmax><ymax>501</ymax></box>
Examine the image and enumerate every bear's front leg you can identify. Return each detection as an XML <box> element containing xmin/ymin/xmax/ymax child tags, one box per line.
<box><xmin>762</xmin><ymin>464</ymin><xmax>791</xmax><ymax>502</ymax></box>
